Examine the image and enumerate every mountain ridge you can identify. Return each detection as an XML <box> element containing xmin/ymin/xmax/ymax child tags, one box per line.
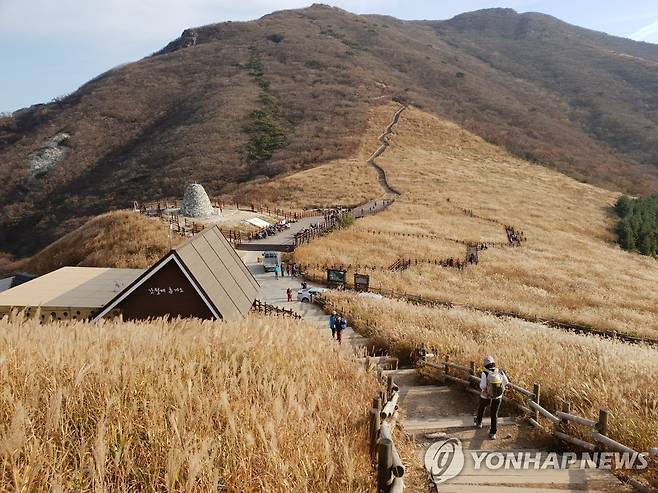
<box><xmin>1</xmin><ymin>4</ymin><xmax>657</xmax><ymax>257</ymax></box>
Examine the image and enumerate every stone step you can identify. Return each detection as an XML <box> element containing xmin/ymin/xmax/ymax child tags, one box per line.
<box><xmin>405</xmin><ymin>416</ymin><xmax>517</xmax><ymax>433</ymax></box>
<box><xmin>382</xmin><ymin>368</ymin><xmax>423</xmax><ymax>387</ymax></box>
<box><xmin>437</xmin><ymin>486</ymin><xmax>626</xmax><ymax>493</ymax></box>
<box><xmin>425</xmin><ymin>448</ymin><xmax>632</xmax><ymax>492</ymax></box>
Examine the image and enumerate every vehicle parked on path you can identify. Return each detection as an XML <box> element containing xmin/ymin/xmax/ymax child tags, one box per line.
<box><xmin>297</xmin><ymin>287</ymin><xmax>327</xmax><ymax>303</ymax></box>
<box><xmin>262</xmin><ymin>251</ymin><xmax>281</xmax><ymax>272</ymax></box>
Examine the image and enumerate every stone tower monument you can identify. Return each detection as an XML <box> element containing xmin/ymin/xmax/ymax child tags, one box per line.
<box><xmin>180</xmin><ymin>183</ymin><xmax>214</xmax><ymax>218</ymax></box>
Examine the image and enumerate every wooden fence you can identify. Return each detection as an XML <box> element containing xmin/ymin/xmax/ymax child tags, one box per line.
<box><xmin>251</xmin><ymin>300</ymin><xmax>302</xmax><ymax>320</ymax></box>
<box><xmin>136</xmin><ymin>199</ymin><xmax>317</xmax><ymax>221</ymax></box>
<box><xmin>311</xmin><ymin>280</ymin><xmax>658</xmax><ymax>347</ymax></box>
<box><xmin>388</xmin><ymin>257</ymin><xmax>468</xmax><ymax>271</ymax></box>
<box><xmin>418</xmin><ymin>354</ymin><xmax>652</xmax><ymax>462</ymax></box>
<box><xmin>293</xmin><ymin>211</ymin><xmax>349</xmax><ymax>247</ymax></box>
<box><xmin>354</xmin><ymin>228</ymin><xmax>510</xmax><ymax>249</ymax></box>
<box><xmin>369</xmin><ymin>374</ymin><xmax>405</xmax><ymax>492</ymax></box>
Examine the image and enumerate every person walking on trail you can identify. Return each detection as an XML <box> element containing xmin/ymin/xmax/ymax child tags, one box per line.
<box><xmin>474</xmin><ymin>355</ymin><xmax>509</xmax><ymax>440</ymax></box>
<box><xmin>329</xmin><ymin>311</ymin><xmax>338</xmax><ymax>339</ymax></box>
<box><xmin>335</xmin><ymin>315</ymin><xmax>347</xmax><ymax>345</ymax></box>
<box><xmin>274</xmin><ymin>265</ymin><xmax>281</xmax><ymax>279</ymax></box>
<box><xmin>287</xmin><ymin>288</ymin><xmax>293</xmax><ymax>302</ymax></box>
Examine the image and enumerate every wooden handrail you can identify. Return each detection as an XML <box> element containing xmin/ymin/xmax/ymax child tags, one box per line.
<box><xmin>508</xmin><ymin>382</ymin><xmax>535</xmax><ymax>398</ymax></box>
<box><xmin>555</xmin><ymin>411</ymin><xmax>597</xmax><ymax>428</ymax></box>
<box><xmin>413</xmin><ymin>351</ymin><xmax>649</xmax><ymax>463</ymax></box>
<box><xmin>591</xmin><ymin>432</ymin><xmax>644</xmax><ymax>457</ymax></box>
<box><xmin>529</xmin><ymin>401</ymin><xmax>560</xmax><ymax>424</ymax></box>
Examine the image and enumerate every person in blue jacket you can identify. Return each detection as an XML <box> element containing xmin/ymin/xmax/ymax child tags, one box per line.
<box><xmin>336</xmin><ymin>316</ymin><xmax>347</xmax><ymax>345</ymax></box>
<box><xmin>328</xmin><ymin>310</ymin><xmax>337</xmax><ymax>339</ymax></box>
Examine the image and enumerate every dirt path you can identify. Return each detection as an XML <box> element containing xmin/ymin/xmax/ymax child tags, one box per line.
<box><xmin>240</xmin><ymin>235</ymin><xmax>364</xmax><ymax>344</ymax></box>
<box><xmin>367</xmin><ymin>104</ymin><xmax>406</xmax><ymax>197</ymax></box>
<box><xmin>245</xmin><ymin>216</ymin><xmax>322</xmax><ymax>247</ymax></box>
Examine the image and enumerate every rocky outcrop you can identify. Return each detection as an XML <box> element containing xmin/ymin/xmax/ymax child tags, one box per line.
<box><xmin>155</xmin><ymin>29</ymin><xmax>199</xmax><ymax>55</ymax></box>
<box><xmin>180</xmin><ymin>183</ymin><xmax>214</xmax><ymax>218</ymax></box>
<box><xmin>28</xmin><ymin>133</ymin><xmax>70</xmax><ymax>178</ymax></box>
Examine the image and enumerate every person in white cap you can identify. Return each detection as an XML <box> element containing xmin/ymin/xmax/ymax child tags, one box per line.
<box><xmin>474</xmin><ymin>355</ymin><xmax>509</xmax><ymax>439</ymax></box>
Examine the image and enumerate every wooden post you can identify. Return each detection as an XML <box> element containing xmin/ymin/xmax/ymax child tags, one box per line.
<box><xmin>597</xmin><ymin>409</ymin><xmax>609</xmax><ymax>436</ymax></box>
<box><xmin>561</xmin><ymin>401</ymin><xmax>571</xmax><ymax>428</ymax></box>
<box><xmin>373</xmin><ymin>397</ymin><xmax>382</xmax><ymax>413</ymax></box>
<box><xmin>387</xmin><ymin>375</ymin><xmax>393</xmax><ymax>401</ymax></box>
<box><xmin>377</xmin><ymin>438</ymin><xmax>393</xmax><ymax>492</ymax></box>
<box><xmin>532</xmin><ymin>384</ymin><xmax>541</xmax><ymax>423</ymax></box>
<box><xmin>369</xmin><ymin>407</ymin><xmax>381</xmax><ymax>460</ymax></box>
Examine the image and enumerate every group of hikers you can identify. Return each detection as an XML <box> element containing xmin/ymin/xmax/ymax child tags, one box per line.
<box><xmin>505</xmin><ymin>226</ymin><xmax>525</xmax><ymax>247</ymax></box>
<box><xmin>328</xmin><ymin>310</ymin><xmax>348</xmax><ymax>345</ymax></box>
<box><xmin>254</xmin><ymin>220</ymin><xmax>292</xmax><ymax>240</ymax></box>
<box><xmin>442</xmin><ymin>257</ymin><xmax>466</xmax><ymax>269</ymax></box>
<box><xmin>273</xmin><ymin>262</ymin><xmax>301</xmax><ymax>279</ymax></box>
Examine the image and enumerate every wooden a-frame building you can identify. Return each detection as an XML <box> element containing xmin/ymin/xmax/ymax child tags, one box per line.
<box><xmin>94</xmin><ymin>226</ymin><xmax>259</xmax><ymax>321</ymax></box>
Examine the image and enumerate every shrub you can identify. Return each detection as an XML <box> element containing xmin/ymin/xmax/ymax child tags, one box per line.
<box><xmin>614</xmin><ymin>194</ymin><xmax>657</xmax><ymax>256</ymax></box>
<box><xmin>243</xmin><ymin>111</ymin><xmax>288</xmax><ymax>162</ymax></box>
<box><xmin>342</xmin><ymin>40</ymin><xmax>365</xmax><ymax>51</ymax></box>
<box><xmin>336</xmin><ymin>213</ymin><xmax>355</xmax><ymax>229</ymax></box>
<box><xmin>266</xmin><ymin>34</ymin><xmax>284</xmax><ymax>43</ymax></box>
<box><xmin>304</xmin><ymin>60</ymin><xmax>324</xmax><ymax>70</ymax></box>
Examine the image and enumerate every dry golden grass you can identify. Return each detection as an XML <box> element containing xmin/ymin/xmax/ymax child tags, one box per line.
<box><xmin>0</xmin><ymin>313</ymin><xmax>378</xmax><ymax>492</ymax></box>
<box><xmin>325</xmin><ymin>292</ymin><xmax>658</xmax><ymax>453</ymax></box>
<box><xmin>20</xmin><ymin>211</ymin><xmax>179</xmax><ymax>275</ymax></box>
<box><xmin>293</xmin><ymin>105</ymin><xmax>658</xmax><ymax>337</ymax></box>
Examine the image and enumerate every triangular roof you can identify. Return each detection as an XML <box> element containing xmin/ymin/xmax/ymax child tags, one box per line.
<box><xmin>94</xmin><ymin>226</ymin><xmax>259</xmax><ymax>321</ymax></box>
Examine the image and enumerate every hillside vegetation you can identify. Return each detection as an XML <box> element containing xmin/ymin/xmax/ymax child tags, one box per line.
<box><xmin>0</xmin><ymin>314</ymin><xmax>378</xmax><ymax>492</ymax></box>
<box><xmin>17</xmin><ymin>211</ymin><xmax>176</xmax><ymax>275</ymax></box>
<box><xmin>324</xmin><ymin>292</ymin><xmax>658</xmax><ymax>454</ymax></box>
<box><xmin>290</xmin><ymin>103</ymin><xmax>658</xmax><ymax>337</ymax></box>
<box><xmin>2</xmin><ymin>5</ymin><xmax>658</xmax><ymax>257</ymax></box>
<box><xmin>615</xmin><ymin>194</ymin><xmax>658</xmax><ymax>256</ymax></box>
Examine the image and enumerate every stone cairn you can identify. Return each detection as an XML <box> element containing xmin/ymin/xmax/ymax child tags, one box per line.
<box><xmin>180</xmin><ymin>183</ymin><xmax>215</xmax><ymax>218</ymax></box>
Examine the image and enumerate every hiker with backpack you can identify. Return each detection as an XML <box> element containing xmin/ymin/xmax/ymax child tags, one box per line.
<box><xmin>335</xmin><ymin>315</ymin><xmax>347</xmax><ymax>345</ymax></box>
<box><xmin>474</xmin><ymin>355</ymin><xmax>509</xmax><ymax>440</ymax></box>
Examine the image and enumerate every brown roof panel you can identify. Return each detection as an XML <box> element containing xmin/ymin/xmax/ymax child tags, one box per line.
<box><xmin>174</xmin><ymin>244</ymin><xmax>240</xmax><ymax>321</ymax></box>
<box><xmin>208</xmin><ymin>228</ymin><xmax>260</xmax><ymax>292</ymax></box>
<box><xmin>188</xmin><ymin>236</ymin><xmax>252</xmax><ymax>312</ymax></box>
<box><xmin>174</xmin><ymin>226</ymin><xmax>258</xmax><ymax>320</ymax></box>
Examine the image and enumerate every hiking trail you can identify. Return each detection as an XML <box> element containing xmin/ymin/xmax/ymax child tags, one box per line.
<box><xmin>239</xmin><ymin>218</ymin><xmax>638</xmax><ymax>493</ymax></box>
<box><xmin>384</xmin><ymin>364</ymin><xmax>634</xmax><ymax>492</ymax></box>
<box><xmin>367</xmin><ymin>104</ymin><xmax>406</xmax><ymax>197</ymax></box>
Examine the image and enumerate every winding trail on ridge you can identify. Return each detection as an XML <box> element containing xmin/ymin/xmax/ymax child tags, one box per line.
<box><xmin>367</xmin><ymin>104</ymin><xmax>406</xmax><ymax>197</ymax></box>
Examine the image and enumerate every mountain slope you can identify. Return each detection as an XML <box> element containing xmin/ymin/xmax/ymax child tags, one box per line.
<box><xmin>1</xmin><ymin>4</ymin><xmax>658</xmax><ymax>256</ymax></box>
<box><xmin>291</xmin><ymin>102</ymin><xmax>658</xmax><ymax>337</ymax></box>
